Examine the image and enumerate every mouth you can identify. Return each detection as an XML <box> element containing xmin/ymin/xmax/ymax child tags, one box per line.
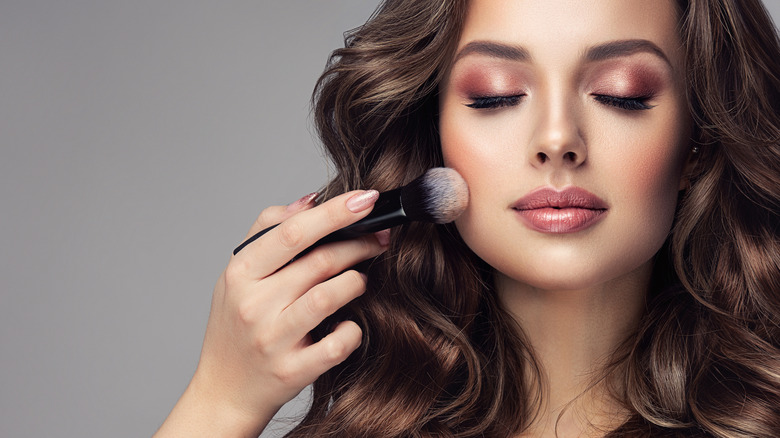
<box><xmin>511</xmin><ymin>186</ymin><xmax>608</xmax><ymax>233</ymax></box>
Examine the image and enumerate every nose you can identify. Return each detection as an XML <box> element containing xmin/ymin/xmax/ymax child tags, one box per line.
<box><xmin>528</xmin><ymin>94</ymin><xmax>586</xmax><ymax>168</ymax></box>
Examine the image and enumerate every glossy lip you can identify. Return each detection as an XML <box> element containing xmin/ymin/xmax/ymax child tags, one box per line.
<box><xmin>511</xmin><ymin>186</ymin><xmax>608</xmax><ymax>233</ymax></box>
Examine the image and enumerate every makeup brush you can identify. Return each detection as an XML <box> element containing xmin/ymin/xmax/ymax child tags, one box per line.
<box><xmin>233</xmin><ymin>167</ymin><xmax>469</xmax><ymax>255</ymax></box>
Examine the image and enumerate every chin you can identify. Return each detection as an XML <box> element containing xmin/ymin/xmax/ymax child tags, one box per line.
<box><xmin>500</xmin><ymin>267</ymin><xmax>612</xmax><ymax>292</ymax></box>
<box><xmin>492</xmin><ymin>251</ymin><xmax>655</xmax><ymax>293</ymax></box>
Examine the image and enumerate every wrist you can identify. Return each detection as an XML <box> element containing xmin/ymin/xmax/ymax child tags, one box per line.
<box><xmin>155</xmin><ymin>374</ymin><xmax>279</xmax><ymax>438</ymax></box>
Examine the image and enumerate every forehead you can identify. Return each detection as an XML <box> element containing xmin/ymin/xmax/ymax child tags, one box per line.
<box><xmin>457</xmin><ymin>0</ymin><xmax>684</xmax><ymax>68</ymax></box>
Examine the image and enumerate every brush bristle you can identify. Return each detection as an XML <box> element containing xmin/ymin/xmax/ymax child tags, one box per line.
<box><xmin>400</xmin><ymin>167</ymin><xmax>469</xmax><ymax>224</ymax></box>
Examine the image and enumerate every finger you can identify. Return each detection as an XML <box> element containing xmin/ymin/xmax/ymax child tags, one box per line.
<box><xmin>288</xmin><ymin>320</ymin><xmax>362</xmax><ymax>387</ymax></box>
<box><xmin>243</xmin><ymin>192</ymin><xmax>319</xmax><ymax>241</ymax></box>
<box><xmin>277</xmin><ymin>270</ymin><xmax>367</xmax><ymax>344</ymax></box>
<box><xmin>234</xmin><ymin>189</ymin><xmax>379</xmax><ymax>280</ymax></box>
<box><xmin>261</xmin><ymin>232</ymin><xmax>387</xmax><ymax>307</ymax></box>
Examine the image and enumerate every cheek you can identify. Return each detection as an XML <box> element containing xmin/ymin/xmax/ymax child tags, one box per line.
<box><xmin>608</xmin><ymin>119</ymin><xmax>690</xmax><ymax>238</ymax></box>
<box><xmin>440</xmin><ymin>132</ymin><xmax>488</xmax><ymax>234</ymax></box>
<box><xmin>440</xmin><ymin>109</ymin><xmax>510</xmax><ymax>252</ymax></box>
<box><xmin>625</xmin><ymin>144</ymin><xmax>682</xmax><ymax>200</ymax></box>
<box><xmin>440</xmin><ymin>106</ymin><xmax>510</xmax><ymax>190</ymax></box>
<box><xmin>439</xmin><ymin>92</ymin><xmax>526</xmax><ymax>183</ymax></box>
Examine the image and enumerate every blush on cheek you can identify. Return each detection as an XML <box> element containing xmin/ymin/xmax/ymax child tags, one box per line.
<box><xmin>626</xmin><ymin>142</ymin><xmax>686</xmax><ymax>226</ymax></box>
<box><xmin>634</xmin><ymin>152</ymin><xmax>677</xmax><ymax>192</ymax></box>
<box><xmin>439</xmin><ymin>115</ymin><xmax>492</xmax><ymax>171</ymax></box>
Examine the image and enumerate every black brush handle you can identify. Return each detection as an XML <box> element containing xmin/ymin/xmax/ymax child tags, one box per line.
<box><xmin>233</xmin><ymin>188</ymin><xmax>407</xmax><ymax>256</ymax></box>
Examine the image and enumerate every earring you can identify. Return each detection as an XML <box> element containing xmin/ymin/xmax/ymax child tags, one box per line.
<box><xmin>691</xmin><ymin>146</ymin><xmax>700</xmax><ymax>153</ymax></box>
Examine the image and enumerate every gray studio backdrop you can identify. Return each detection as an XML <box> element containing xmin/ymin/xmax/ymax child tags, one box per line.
<box><xmin>1</xmin><ymin>1</ymin><xmax>779</xmax><ymax>437</ymax></box>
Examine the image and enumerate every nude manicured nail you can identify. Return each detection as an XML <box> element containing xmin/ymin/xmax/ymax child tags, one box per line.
<box><xmin>346</xmin><ymin>190</ymin><xmax>379</xmax><ymax>213</ymax></box>
<box><xmin>374</xmin><ymin>229</ymin><xmax>391</xmax><ymax>246</ymax></box>
<box><xmin>286</xmin><ymin>192</ymin><xmax>318</xmax><ymax>212</ymax></box>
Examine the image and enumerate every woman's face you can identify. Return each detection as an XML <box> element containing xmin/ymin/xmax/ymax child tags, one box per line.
<box><xmin>439</xmin><ymin>0</ymin><xmax>692</xmax><ymax>291</ymax></box>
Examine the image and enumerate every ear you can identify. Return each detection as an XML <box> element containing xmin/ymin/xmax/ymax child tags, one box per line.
<box><xmin>678</xmin><ymin>144</ymin><xmax>699</xmax><ymax>191</ymax></box>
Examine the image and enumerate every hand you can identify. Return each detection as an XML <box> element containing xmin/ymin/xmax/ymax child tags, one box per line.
<box><xmin>155</xmin><ymin>190</ymin><xmax>389</xmax><ymax>437</ymax></box>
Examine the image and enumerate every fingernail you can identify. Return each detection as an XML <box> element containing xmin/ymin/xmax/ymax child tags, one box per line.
<box><xmin>374</xmin><ymin>229</ymin><xmax>391</xmax><ymax>246</ymax></box>
<box><xmin>286</xmin><ymin>192</ymin><xmax>318</xmax><ymax>212</ymax></box>
<box><xmin>346</xmin><ymin>190</ymin><xmax>379</xmax><ymax>213</ymax></box>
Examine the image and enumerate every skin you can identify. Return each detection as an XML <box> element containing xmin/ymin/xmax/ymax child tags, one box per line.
<box><xmin>439</xmin><ymin>0</ymin><xmax>692</xmax><ymax>435</ymax></box>
<box><xmin>158</xmin><ymin>1</ymin><xmax>696</xmax><ymax>437</ymax></box>
<box><xmin>155</xmin><ymin>191</ymin><xmax>389</xmax><ymax>437</ymax></box>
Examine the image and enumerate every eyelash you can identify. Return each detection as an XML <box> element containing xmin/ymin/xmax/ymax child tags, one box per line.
<box><xmin>466</xmin><ymin>95</ymin><xmax>525</xmax><ymax>109</ymax></box>
<box><xmin>592</xmin><ymin>94</ymin><xmax>655</xmax><ymax>111</ymax></box>
<box><xmin>465</xmin><ymin>94</ymin><xmax>655</xmax><ymax>111</ymax></box>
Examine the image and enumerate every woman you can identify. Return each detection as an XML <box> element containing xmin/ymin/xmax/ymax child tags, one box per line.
<box><xmin>157</xmin><ymin>0</ymin><xmax>780</xmax><ymax>436</ymax></box>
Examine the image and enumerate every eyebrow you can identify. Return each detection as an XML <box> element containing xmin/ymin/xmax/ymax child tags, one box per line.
<box><xmin>585</xmin><ymin>39</ymin><xmax>671</xmax><ymax>66</ymax></box>
<box><xmin>454</xmin><ymin>41</ymin><xmax>530</xmax><ymax>62</ymax></box>
<box><xmin>453</xmin><ymin>39</ymin><xmax>672</xmax><ymax>68</ymax></box>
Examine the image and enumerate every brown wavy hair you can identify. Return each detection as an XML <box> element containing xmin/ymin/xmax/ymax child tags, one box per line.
<box><xmin>284</xmin><ymin>0</ymin><xmax>780</xmax><ymax>436</ymax></box>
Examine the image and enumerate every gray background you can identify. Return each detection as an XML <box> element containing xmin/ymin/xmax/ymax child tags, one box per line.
<box><xmin>1</xmin><ymin>1</ymin><xmax>778</xmax><ymax>437</ymax></box>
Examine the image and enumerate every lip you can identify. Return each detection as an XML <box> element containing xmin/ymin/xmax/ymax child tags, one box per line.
<box><xmin>511</xmin><ymin>186</ymin><xmax>608</xmax><ymax>233</ymax></box>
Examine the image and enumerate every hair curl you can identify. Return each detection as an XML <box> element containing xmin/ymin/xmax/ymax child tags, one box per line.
<box><xmin>283</xmin><ymin>0</ymin><xmax>780</xmax><ymax>436</ymax></box>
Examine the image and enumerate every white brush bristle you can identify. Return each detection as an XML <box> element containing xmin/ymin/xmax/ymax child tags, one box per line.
<box><xmin>414</xmin><ymin>167</ymin><xmax>469</xmax><ymax>223</ymax></box>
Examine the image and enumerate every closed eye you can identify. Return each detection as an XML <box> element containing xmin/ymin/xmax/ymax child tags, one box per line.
<box><xmin>593</xmin><ymin>94</ymin><xmax>654</xmax><ymax>111</ymax></box>
<box><xmin>466</xmin><ymin>94</ymin><xmax>525</xmax><ymax>109</ymax></box>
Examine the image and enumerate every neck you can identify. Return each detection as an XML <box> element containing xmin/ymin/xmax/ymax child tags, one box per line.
<box><xmin>497</xmin><ymin>262</ymin><xmax>651</xmax><ymax>437</ymax></box>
